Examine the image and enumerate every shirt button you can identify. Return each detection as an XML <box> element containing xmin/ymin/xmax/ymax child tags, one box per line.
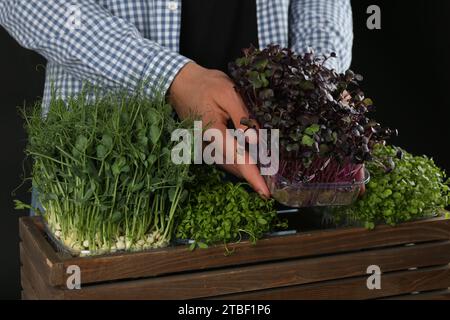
<box><xmin>167</xmin><ymin>1</ymin><xmax>178</xmax><ymax>11</ymax></box>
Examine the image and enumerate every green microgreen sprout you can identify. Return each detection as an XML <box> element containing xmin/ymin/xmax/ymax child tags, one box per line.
<box><xmin>176</xmin><ymin>166</ymin><xmax>287</xmax><ymax>252</ymax></box>
<box><xmin>333</xmin><ymin>145</ymin><xmax>450</xmax><ymax>228</ymax></box>
<box><xmin>18</xmin><ymin>90</ymin><xmax>193</xmax><ymax>256</ymax></box>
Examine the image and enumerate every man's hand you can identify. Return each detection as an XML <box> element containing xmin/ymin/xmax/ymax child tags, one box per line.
<box><xmin>169</xmin><ymin>62</ymin><xmax>271</xmax><ymax>198</ymax></box>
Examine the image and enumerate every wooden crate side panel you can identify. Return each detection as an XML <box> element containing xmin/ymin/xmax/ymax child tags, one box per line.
<box><xmin>20</xmin><ymin>243</ymin><xmax>64</xmax><ymax>300</ymax></box>
<box><xmin>21</xmin><ymin>291</ymin><xmax>39</xmax><ymax>301</ymax></box>
<box><xmin>62</xmin><ymin>241</ymin><xmax>450</xmax><ymax>300</ymax></box>
<box><xmin>214</xmin><ymin>266</ymin><xmax>450</xmax><ymax>300</ymax></box>
<box><xmin>20</xmin><ymin>268</ymin><xmax>38</xmax><ymax>300</ymax></box>
<box><xmin>61</xmin><ymin>217</ymin><xmax>450</xmax><ymax>286</ymax></box>
<box><xmin>19</xmin><ymin>217</ymin><xmax>64</xmax><ymax>286</ymax></box>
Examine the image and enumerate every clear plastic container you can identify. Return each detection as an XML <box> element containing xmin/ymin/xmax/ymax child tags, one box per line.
<box><xmin>265</xmin><ymin>169</ymin><xmax>370</xmax><ymax>208</ymax></box>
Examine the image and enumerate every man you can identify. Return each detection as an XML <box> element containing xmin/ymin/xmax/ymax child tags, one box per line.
<box><xmin>0</xmin><ymin>0</ymin><xmax>353</xmax><ymax>198</ymax></box>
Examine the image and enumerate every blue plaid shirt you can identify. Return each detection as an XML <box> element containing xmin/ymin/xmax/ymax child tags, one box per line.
<box><xmin>0</xmin><ymin>0</ymin><xmax>353</xmax><ymax>107</ymax></box>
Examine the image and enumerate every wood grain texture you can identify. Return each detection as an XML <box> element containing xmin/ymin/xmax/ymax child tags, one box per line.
<box><xmin>19</xmin><ymin>216</ymin><xmax>450</xmax><ymax>300</ymax></box>
<box><xmin>41</xmin><ymin>216</ymin><xmax>450</xmax><ymax>286</ymax></box>
<box><xmin>214</xmin><ymin>266</ymin><xmax>450</xmax><ymax>300</ymax></box>
<box><xmin>20</xmin><ymin>268</ymin><xmax>38</xmax><ymax>300</ymax></box>
<box><xmin>19</xmin><ymin>217</ymin><xmax>64</xmax><ymax>286</ymax></box>
<box><xmin>384</xmin><ymin>289</ymin><xmax>450</xmax><ymax>300</ymax></box>
<box><xmin>61</xmin><ymin>241</ymin><xmax>450</xmax><ymax>300</ymax></box>
<box><xmin>20</xmin><ymin>243</ymin><xmax>64</xmax><ymax>300</ymax></box>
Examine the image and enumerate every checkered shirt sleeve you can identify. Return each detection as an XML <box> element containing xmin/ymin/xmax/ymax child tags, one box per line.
<box><xmin>0</xmin><ymin>0</ymin><xmax>190</xmax><ymax>105</ymax></box>
<box><xmin>0</xmin><ymin>0</ymin><xmax>353</xmax><ymax>106</ymax></box>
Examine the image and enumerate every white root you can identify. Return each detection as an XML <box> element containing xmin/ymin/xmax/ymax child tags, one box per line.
<box><xmin>53</xmin><ymin>228</ymin><xmax>171</xmax><ymax>256</ymax></box>
<box><xmin>137</xmin><ymin>240</ymin><xmax>146</xmax><ymax>247</ymax></box>
<box><xmin>116</xmin><ymin>241</ymin><xmax>126</xmax><ymax>251</ymax></box>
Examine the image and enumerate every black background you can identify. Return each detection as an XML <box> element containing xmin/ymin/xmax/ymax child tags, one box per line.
<box><xmin>1</xmin><ymin>0</ymin><xmax>449</xmax><ymax>299</ymax></box>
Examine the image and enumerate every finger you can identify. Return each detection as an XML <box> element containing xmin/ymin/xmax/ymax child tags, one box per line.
<box><xmin>357</xmin><ymin>166</ymin><xmax>366</xmax><ymax>195</ymax></box>
<box><xmin>218</xmin><ymin>163</ymin><xmax>243</xmax><ymax>179</ymax></box>
<box><xmin>223</xmin><ymin>88</ymin><xmax>250</xmax><ymax>130</ymax></box>
<box><xmin>216</xmin><ymin>86</ymin><xmax>259</xmax><ymax>145</ymax></box>
<box><xmin>210</xmin><ymin>121</ymin><xmax>270</xmax><ymax>198</ymax></box>
<box><xmin>240</xmin><ymin>163</ymin><xmax>271</xmax><ymax>198</ymax></box>
<box><xmin>220</xmin><ymin>163</ymin><xmax>271</xmax><ymax>199</ymax></box>
<box><xmin>235</xmin><ymin>142</ymin><xmax>270</xmax><ymax>198</ymax></box>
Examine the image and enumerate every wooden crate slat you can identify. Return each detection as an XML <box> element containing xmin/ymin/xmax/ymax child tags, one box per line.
<box><xmin>384</xmin><ymin>289</ymin><xmax>450</xmax><ymax>300</ymax></box>
<box><xmin>214</xmin><ymin>266</ymin><xmax>450</xmax><ymax>300</ymax></box>
<box><xmin>19</xmin><ymin>216</ymin><xmax>450</xmax><ymax>300</ymax></box>
<box><xmin>20</xmin><ymin>268</ymin><xmax>38</xmax><ymax>300</ymax></box>
<box><xmin>19</xmin><ymin>217</ymin><xmax>64</xmax><ymax>286</ymax></box>
<box><xmin>47</xmin><ymin>216</ymin><xmax>450</xmax><ymax>286</ymax></box>
<box><xmin>20</xmin><ymin>243</ymin><xmax>64</xmax><ymax>300</ymax></box>
<box><xmin>61</xmin><ymin>240</ymin><xmax>450</xmax><ymax>300</ymax></box>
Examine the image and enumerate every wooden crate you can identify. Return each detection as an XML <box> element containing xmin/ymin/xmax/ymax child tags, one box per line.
<box><xmin>19</xmin><ymin>215</ymin><xmax>450</xmax><ymax>300</ymax></box>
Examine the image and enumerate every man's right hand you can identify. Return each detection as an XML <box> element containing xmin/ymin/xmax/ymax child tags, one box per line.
<box><xmin>168</xmin><ymin>62</ymin><xmax>270</xmax><ymax>198</ymax></box>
